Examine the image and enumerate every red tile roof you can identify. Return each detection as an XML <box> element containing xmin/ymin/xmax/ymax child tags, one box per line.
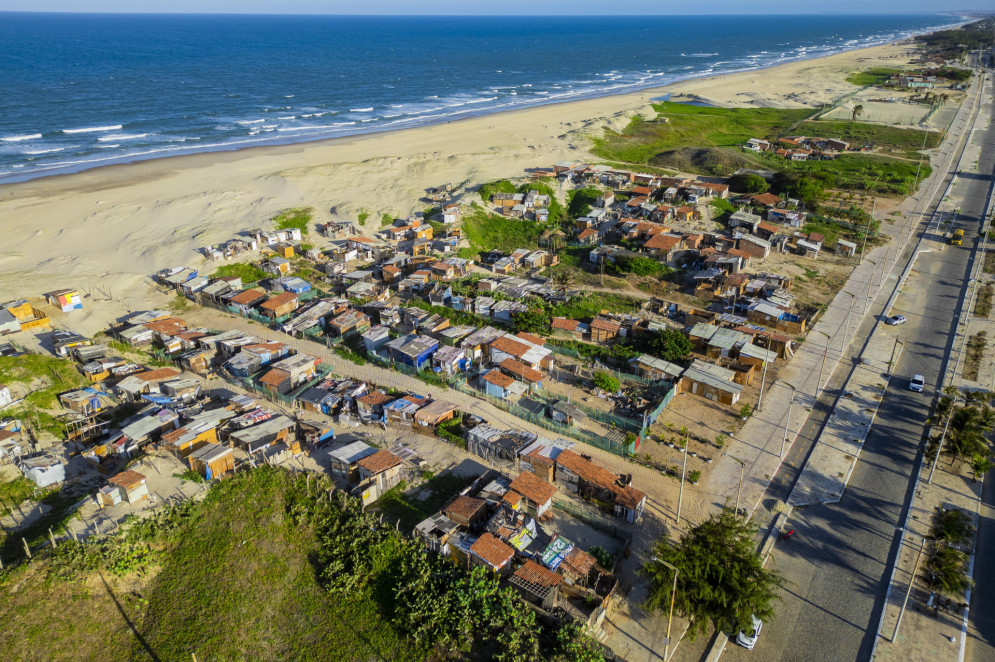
<box><xmin>470</xmin><ymin>532</ymin><xmax>514</xmax><ymax>569</ymax></box>
<box><xmin>515</xmin><ymin>332</ymin><xmax>545</xmax><ymax>347</ymax></box>
<box><xmin>229</xmin><ymin>288</ymin><xmax>267</xmax><ymax>305</ymax></box>
<box><xmin>751</xmin><ymin>193</ymin><xmax>783</xmax><ymax>206</ymax></box>
<box><xmin>555</xmin><ymin>449</ymin><xmax>622</xmax><ymax>496</ymax></box>
<box><xmin>357</xmin><ymin>391</ymin><xmax>394</xmax><ymax>407</ymax></box>
<box><xmin>551</xmin><ymin>317</ymin><xmax>581</xmax><ymax>331</ymax></box>
<box><xmin>562</xmin><ymin>547</ymin><xmax>597</xmax><ymax>577</ymax></box>
<box><xmin>358</xmin><ymin>449</ymin><xmax>402</xmax><ymax>474</ymax></box>
<box><xmin>135</xmin><ymin>368</ymin><xmax>180</xmax><ymax>382</ymax></box>
<box><xmin>258</xmin><ymin>368</ymin><xmax>289</xmax><ymax>387</ymax></box>
<box><xmin>508</xmin><ymin>470</ymin><xmax>556</xmax><ymax>505</ymax></box>
<box><xmin>500</xmin><ymin>358</ymin><xmax>544</xmax><ymax>383</ymax></box>
<box><xmin>757</xmin><ymin>221</ymin><xmax>780</xmax><ymax>234</ymax></box>
<box><xmin>489</xmin><ymin>336</ymin><xmax>530</xmax><ymax>359</ymax></box>
<box><xmin>616</xmin><ymin>484</ymin><xmax>647</xmax><ymax>510</ymax></box>
<box><xmin>590</xmin><ymin>317</ymin><xmax>621</xmax><ymax>334</ymax></box>
<box><xmin>482</xmin><ymin>370</ymin><xmax>516</xmax><ymax>389</ymax></box>
<box><xmin>260</xmin><ymin>292</ymin><xmax>298</xmax><ymax>311</ymax></box>
<box><xmin>444</xmin><ymin>495</ymin><xmax>487</xmax><ymax>522</ymax></box>
<box><xmin>643</xmin><ymin>234</ymin><xmax>682</xmax><ymax>251</ymax></box>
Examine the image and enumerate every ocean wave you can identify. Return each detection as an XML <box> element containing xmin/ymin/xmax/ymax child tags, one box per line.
<box><xmin>236</xmin><ymin>119</ymin><xmax>266</xmax><ymax>125</ymax></box>
<box><xmin>277</xmin><ymin>115</ymin><xmax>296</xmax><ymax>120</ymax></box>
<box><xmin>686</xmin><ymin>53</ymin><xmax>718</xmax><ymax>57</ymax></box>
<box><xmin>98</xmin><ymin>133</ymin><xmax>149</xmax><ymax>141</ymax></box>
<box><xmin>1</xmin><ymin>133</ymin><xmax>42</xmax><ymax>142</ymax></box>
<box><xmin>23</xmin><ymin>147</ymin><xmax>66</xmax><ymax>154</ymax></box>
<box><xmin>350</xmin><ymin>107</ymin><xmax>374</xmax><ymax>112</ymax></box>
<box><xmin>62</xmin><ymin>124</ymin><xmax>122</xmax><ymax>134</ymax></box>
<box><xmin>96</xmin><ymin>143</ymin><xmax>120</xmax><ymax>148</ymax></box>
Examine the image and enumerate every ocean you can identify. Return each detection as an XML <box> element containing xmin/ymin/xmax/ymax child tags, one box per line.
<box><xmin>0</xmin><ymin>12</ymin><xmax>963</xmax><ymax>183</ymax></box>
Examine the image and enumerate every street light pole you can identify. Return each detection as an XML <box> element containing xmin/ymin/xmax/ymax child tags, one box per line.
<box><xmin>756</xmin><ymin>354</ymin><xmax>769</xmax><ymax>412</ymax></box>
<box><xmin>893</xmin><ymin>536</ymin><xmax>927</xmax><ymax>641</ymax></box>
<box><xmin>734</xmin><ymin>457</ymin><xmax>746</xmax><ymax>516</ymax></box>
<box><xmin>818</xmin><ymin>332</ymin><xmax>830</xmax><ymax>398</ymax></box>
<box><xmin>659</xmin><ymin>560</ymin><xmax>680</xmax><ymax>662</ymax></box>
<box><xmin>781</xmin><ymin>384</ymin><xmax>796</xmax><ymax>458</ymax></box>
<box><xmin>843</xmin><ymin>292</ymin><xmax>854</xmax><ymax>352</ymax></box>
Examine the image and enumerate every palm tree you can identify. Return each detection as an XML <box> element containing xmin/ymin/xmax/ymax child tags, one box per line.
<box><xmin>552</xmin><ymin>269</ymin><xmax>574</xmax><ymax>294</ymax></box>
<box><xmin>851</xmin><ymin>104</ymin><xmax>864</xmax><ymax>123</ymax></box>
<box><xmin>923</xmin><ymin>545</ymin><xmax>972</xmax><ymax>598</ymax></box>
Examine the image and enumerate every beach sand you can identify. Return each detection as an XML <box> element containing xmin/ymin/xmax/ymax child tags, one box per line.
<box><xmin>0</xmin><ymin>40</ymin><xmax>919</xmax><ymax>330</ymax></box>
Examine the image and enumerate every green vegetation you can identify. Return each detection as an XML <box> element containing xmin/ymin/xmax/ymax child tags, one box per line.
<box><xmin>643</xmin><ymin>508</ymin><xmax>785</xmax><ymax>640</ymax></box>
<box><xmin>729</xmin><ymin>172</ymin><xmax>770</xmax><ymax>194</ymax></box>
<box><xmin>478</xmin><ymin>179</ymin><xmax>517</xmax><ymax>201</ymax></box>
<box><xmin>986</xmin><ymin>251</ymin><xmax>995</xmax><ymax>275</ymax></box>
<box><xmin>687</xmin><ymin>470</ymin><xmax>702</xmax><ymax>484</ymax></box>
<box><xmin>548</xmin><ymin>338</ymin><xmax>641</xmax><ymax>365</ymax></box>
<box><xmin>634</xmin><ymin>328</ymin><xmax>694</xmax><ymax>364</ymax></box>
<box><xmin>976</xmin><ymin>282</ymin><xmax>993</xmax><ymax>318</ymax></box>
<box><xmin>1</xmin><ymin>468</ymin><xmax>605</xmax><ymax>661</ymax></box>
<box><xmin>513</xmin><ymin>309</ymin><xmax>552</xmax><ymax>336</ymax></box>
<box><xmin>414</xmin><ymin>369</ymin><xmax>449</xmax><ymax>390</ymax></box>
<box><xmin>592</xmin><ymin>102</ymin><xmax>809</xmax><ymax>166</ymax></box>
<box><xmin>546</xmin><ymin>291</ymin><xmax>642</xmax><ymax>319</ymax></box>
<box><xmin>436</xmin><ymin>417</ymin><xmax>466</xmax><ymax>449</ymax></box>
<box><xmin>770</xmin><ymin>153</ymin><xmax>930</xmax><ymax>199</ymax></box>
<box><xmin>167</xmin><ymin>293</ymin><xmax>193</xmax><ymax>313</ymax></box>
<box><xmin>272</xmin><ymin>206</ymin><xmax>313</xmax><ymax>235</ymax></box>
<box><xmin>376</xmin><ymin>473</ymin><xmax>468</xmax><ymax>530</ymax></box>
<box><xmin>0</xmin><ymin>354</ymin><xmax>88</xmax><ymax>439</ymax></box>
<box><xmin>381</xmin><ymin>213</ymin><xmax>394</xmax><ymax>227</ymax></box>
<box><xmin>964</xmin><ymin>332</ymin><xmax>988</xmax><ymax>381</ymax></box>
<box><xmin>611</xmin><ymin>254</ymin><xmax>673</xmax><ymax>279</ymax></box>
<box><xmin>916</xmin><ymin>19</ymin><xmax>994</xmax><ymax>60</ymax></box>
<box><xmin>567</xmin><ymin>186</ymin><xmax>602</xmax><ymax>220</ymax></box>
<box><xmin>932</xmin><ymin>507</ymin><xmax>975</xmax><ymax>546</ymax></box>
<box><xmin>210</xmin><ymin>261</ymin><xmax>269</xmax><ymax>284</ymax></box>
<box><xmin>518</xmin><ymin>180</ymin><xmax>566</xmax><ymax>226</ymax></box>
<box><xmin>0</xmin><ymin>475</ymin><xmax>36</xmax><ymax>507</ymax></box>
<box><xmin>408</xmin><ymin>298</ymin><xmax>488</xmax><ymax>328</ymax></box>
<box><xmin>845</xmin><ymin>67</ymin><xmax>903</xmax><ymax>87</ymax></box>
<box><xmin>592</xmin><ymin>371</ymin><xmax>621</xmax><ymax>393</ymax></box>
<box><xmin>357</xmin><ymin>210</ymin><xmax>369</xmax><ymax>226</ymax></box>
<box><xmin>173</xmin><ymin>470</ymin><xmax>205</xmax><ymax>484</ymax></box>
<box><xmin>709</xmin><ymin>197</ymin><xmax>736</xmax><ymax>214</ymax></box>
<box><xmin>462</xmin><ymin>209</ymin><xmax>543</xmax><ymax>253</ymax></box>
<box><xmin>589</xmin><ymin>545</ymin><xmax>615</xmax><ymax>570</ymax></box>
<box><xmin>798</xmin><ymin>120</ymin><xmax>940</xmax><ymax>152</ymax></box>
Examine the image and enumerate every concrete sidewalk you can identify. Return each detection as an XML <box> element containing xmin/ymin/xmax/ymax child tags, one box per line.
<box><xmin>700</xmin><ymin>67</ymin><xmax>987</xmax><ymax>525</ymax></box>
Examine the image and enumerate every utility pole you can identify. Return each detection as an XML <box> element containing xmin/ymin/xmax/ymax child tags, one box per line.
<box><xmin>676</xmin><ymin>433</ymin><xmax>689</xmax><ymax>524</ymax></box>
<box><xmin>781</xmin><ymin>385</ymin><xmax>796</xmax><ymax>458</ymax></box>
<box><xmin>756</xmin><ymin>354</ymin><xmax>769</xmax><ymax>412</ymax></box>
<box><xmin>733</xmin><ymin>457</ymin><xmax>746</xmax><ymax>516</ymax></box>
<box><xmin>842</xmin><ymin>292</ymin><xmax>854</xmax><ymax>351</ymax></box>
<box><xmin>818</xmin><ymin>331</ymin><xmax>830</xmax><ymax>398</ymax></box>
<box><xmin>660</xmin><ymin>560</ymin><xmax>680</xmax><ymax>662</ymax></box>
<box><xmin>894</xmin><ymin>537</ymin><xmax>926</xmax><ymax>641</ymax></box>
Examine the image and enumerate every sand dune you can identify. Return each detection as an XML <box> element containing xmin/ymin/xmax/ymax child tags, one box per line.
<box><xmin>0</xmin><ymin>41</ymin><xmax>916</xmax><ymax>328</ymax></box>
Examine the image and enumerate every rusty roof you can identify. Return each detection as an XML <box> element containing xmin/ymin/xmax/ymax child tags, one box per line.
<box><xmin>135</xmin><ymin>368</ymin><xmax>180</xmax><ymax>382</ymax></box>
<box><xmin>615</xmin><ymin>484</ymin><xmax>647</xmax><ymax>510</ymax></box>
<box><xmin>482</xmin><ymin>370</ymin><xmax>516</xmax><ymax>389</ymax></box>
<box><xmin>590</xmin><ymin>317</ymin><xmax>621</xmax><ymax>333</ymax></box>
<box><xmin>508</xmin><ymin>470</ymin><xmax>556</xmax><ymax>505</ymax></box>
<box><xmin>500</xmin><ymin>358</ymin><xmax>544</xmax><ymax>384</ymax></box>
<box><xmin>358</xmin><ymin>449</ymin><xmax>402</xmax><ymax>474</ymax></box>
<box><xmin>513</xmin><ymin>559</ymin><xmax>563</xmax><ymax>587</ymax></box>
<box><xmin>551</xmin><ymin>317</ymin><xmax>581</xmax><ymax>331</ymax></box>
<box><xmin>108</xmin><ymin>470</ymin><xmax>146</xmax><ymax>490</ymax></box>
<box><xmin>258</xmin><ymin>368</ymin><xmax>289</xmax><ymax>387</ymax></box>
<box><xmin>555</xmin><ymin>449</ymin><xmax>621</xmax><ymax>496</ymax></box>
<box><xmin>643</xmin><ymin>233</ymin><xmax>682</xmax><ymax>251</ymax></box>
<box><xmin>562</xmin><ymin>547</ymin><xmax>597</xmax><ymax>577</ymax></box>
<box><xmin>470</xmin><ymin>532</ymin><xmax>514</xmax><ymax>568</ymax></box>
<box><xmin>229</xmin><ymin>288</ymin><xmax>267</xmax><ymax>305</ymax></box>
<box><xmin>260</xmin><ymin>292</ymin><xmax>298</xmax><ymax>311</ymax></box>
<box><xmin>357</xmin><ymin>390</ymin><xmax>394</xmax><ymax>406</ymax></box>
<box><xmin>489</xmin><ymin>335</ymin><xmax>530</xmax><ymax>359</ymax></box>
<box><xmin>444</xmin><ymin>495</ymin><xmax>487</xmax><ymax>522</ymax></box>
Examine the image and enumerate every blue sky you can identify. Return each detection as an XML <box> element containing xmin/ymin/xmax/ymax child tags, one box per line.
<box><xmin>0</xmin><ymin>2</ymin><xmax>986</xmax><ymax>14</ymax></box>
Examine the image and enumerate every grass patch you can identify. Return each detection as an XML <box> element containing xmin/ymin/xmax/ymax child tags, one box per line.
<box><xmin>591</xmin><ymin>102</ymin><xmax>810</xmax><ymax>165</ymax></box>
<box><xmin>798</xmin><ymin>120</ymin><xmax>940</xmax><ymax>152</ymax></box>
<box><xmin>547</xmin><ymin>291</ymin><xmax>643</xmax><ymax>318</ymax></box>
<box><xmin>210</xmin><ymin>261</ymin><xmax>269</xmax><ymax>285</ymax></box>
<box><xmin>771</xmin><ymin>152</ymin><xmax>931</xmax><ymax>197</ymax></box>
<box><xmin>975</xmin><ymin>282</ymin><xmax>993</xmax><ymax>318</ymax></box>
<box><xmin>272</xmin><ymin>207</ymin><xmax>313</xmax><ymax>235</ymax></box>
<box><xmin>375</xmin><ymin>473</ymin><xmax>470</xmax><ymax>530</ymax></box>
<box><xmin>462</xmin><ymin>209</ymin><xmax>543</xmax><ymax>253</ymax></box>
<box><xmin>845</xmin><ymin>67</ymin><xmax>904</xmax><ymax>87</ymax></box>
<box><xmin>984</xmin><ymin>251</ymin><xmax>995</xmax><ymax>275</ymax></box>
<box><xmin>478</xmin><ymin>179</ymin><xmax>517</xmax><ymax>202</ymax></box>
<box><xmin>0</xmin><ymin>476</ymin><xmax>36</xmax><ymax>506</ymax></box>
<box><xmin>567</xmin><ymin>186</ymin><xmax>603</xmax><ymax>220</ymax></box>
<box><xmin>964</xmin><ymin>331</ymin><xmax>987</xmax><ymax>381</ymax></box>
<box><xmin>0</xmin><ymin>354</ymin><xmax>89</xmax><ymax>439</ymax></box>
<box><xmin>357</xmin><ymin>210</ymin><xmax>369</xmax><ymax>226</ymax></box>
<box><xmin>167</xmin><ymin>293</ymin><xmax>193</xmax><ymax>313</ymax></box>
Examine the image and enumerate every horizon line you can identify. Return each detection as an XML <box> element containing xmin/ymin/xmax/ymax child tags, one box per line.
<box><xmin>0</xmin><ymin>9</ymin><xmax>970</xmax><ymax>17</ymax></box>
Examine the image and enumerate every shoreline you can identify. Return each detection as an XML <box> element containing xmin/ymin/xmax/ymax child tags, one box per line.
<box><xmin>0</xmin><ymin>36</ymin><xmax>940</xmax><ymax>331</ymax></box>
<box><xmin>0</xmin><ymin>21</ymin><xmax>957</xmax><ymax>190</ymax></box>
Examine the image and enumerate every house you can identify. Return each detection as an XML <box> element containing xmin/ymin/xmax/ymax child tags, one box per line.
<box><xmin>642</xmin><ymin>233</ymin><xmax>683</xmax><ymax>261</ymax></box>
<box><xmin>356</xmin><ymin>450</ymin><xmax>404</xmax><ymax>505</ymax></box>
<box><xmin>385</xmin><ymin>394</ymin><xmax>429</xmax><ymax>428</ymax></box>
<box><xmin>20</xmin><ymin>453</ymin><xmax>65</xmax><ymax>487</ymax></box>
<box><xmin>482</xmin><ymin>369</ymin><xmax>527</xmax><ymax>400</ymax></box>
<box><xmin>836</xmin><ymin>239</ymin><xmax>858</xmax><ymax>258</ymax></box>
<box><xmin>470</xmin><ymin>532</ymin><xmax>515</xmax><ymax>575</ymax></box>
<box><xmin>263</xmin><ymin>257</ymin><xmax>291</xmax><ymax>276</ymax></box>
<box><xmin>229</xmin><ymin>415</ymin><xmax>295</xmax><ymax>454</ymax></box>
<box><xmin>187</xmin><ymin>443</ymin><xmax>235</xmax><ymax>480</ymax></box>
<box><xmin>748</xmin><ymin>301</ymin><xmax>806</xmax><ymax>333</ymax></box>
<box><xmin>488</xmin><ymin>335</ymin><xmax>554</xmax><ymax>371</ymax></box>
<box><xmin>229</xmin><ymin>288</ymin><xmax>269</xmax><ymax>315</ymax></box>
<box><xmin>444</xmin><ymin>495</ymin><xmax>488</xmax><ymax>529</ymax></box>
<box><xmin>768</xmin><ymin>208</ymin><xmax>806</xmax><ymax>227</ymax></box>
<box><xmin>629</xmin><ymin>354</ymin><xmax>684</xmax><ymax>381</ymax></box>
<box><xmin>551</xmin><ymin>317</ymin><xmax>586</xmax><ymax>340</ymax></box>
<box><xmin>589</xmin><ymin>317</ymin><xmax>621</xmax><ymax>343</ymax></box>
<box><xmin>361</xmin><ymin>325</ymin><xmax>391</xmax><ymax>354</ymax></box>
<box><xmin>386</xmin><ymin>333</ymin><xmax>439</xmax><ymax>369</ymax></box>
<box><xmin>728</xmin><ymin>210</ymin><xmax>761</xmax><ymax>233</ymax></box>
<box><xmin>160</xmin><ymin>408</ymin><xmax>233</xmax><ymax>459</ymax></box>
<box><xmin>0</xmin><ymin>383</ymin><xmax>11</xmax><ymax>409</ymax></box>
<box><xmin>355</xmin><ymin>390</ymin><xmax>394</xmax><ymax>420</ymax></box>
<box><xmin>59</xmin><ymin>387</ymin><xmax>113</xmax><ymax>415</ymax></box>
<box><xmin>679</xmin><ymin>359</ymin><xmax>743</xmax><ymax>406</ymax></box>
<box><xmin>432</xmin><ymin>345</ymin><xmax>466</xmax><ymax>375</ymax></box>
<box><xmin>46</xmin><ymin>289</ymin><xmax>83</xmax><ymax>312</ymax></box>
<box><xmin>505</xmin><ymin>470</ymin><xmax>556</xmax><ymax>518</ymax></box>
<box><xmin>52</xmin><ymin>330</ymin><xmax>92</xmax><ymax>357</ymax></box>
<box><xmin>114</xmin><ymin>368</ymin><xmax>182</xmax><ymax>402</ymax></box>
<box><xmin>461</xmin><ymin>326</ymin><xmax>505</xmax><ymax>361</ymax></box>
<box><xmin>511</xmin><ymin>559</ymin><xmax>563</xmax><ymax>610</ymax></box>
<box><xmin>737</xmin><ymin>234</ymin><xmax>771</xmax><ymax>260</ymax></box>
<box><xmin>329</xmin><ymin>440</ymin><xmax>378</xmax><ymax>483</ymax></box>
<box><xmin>97</xmin><ymin>470</ymin><xmax>149</xmax><ymax>508</ymax></box>
<box><xmin>499</xmin><ymin>358</ymin><xmax>544</xmax><ymax>391</ymax></box>
<box><xmin>0</xmin><ymin>310</ymin><xmax>20</xmax><ymax>335</ymax></box>
<box><xmin>226</xmin><ymin>341</ymin><xmax>289</xmax><ymax>376</ymax></box>
<box><xmin>259</xmin><ymin>292</ymin><xmax>299</xmax><ymax>319</ymax></box>
<box><xmin>755</xmin><ymin>221</ymin><xmax>781</xmax><ymax>241</ymax></box>
<box><xmin>257</xmin><ymin>353</ymin><xmax>320</xmax><ymax>395</ymax></box>
<box><xmin>327</xmin><ymin>309</ymin><xmax>371</xmax><ymax>338</ymax></box>
<box><xmin>750</xmin><ymin>193</ymin><xmax>783</xmax><ymax>208</ymax></box>
<box><xmin>674</xmin><ymin>206</ymin><xmax>695</xmax><ymax>223</ymax></box>
<box><xmin>554</xmin><ymin>449</ymin><xmax>646</xmax><ymax>522</ymax></box>
<box><xmin>549</xmin><ymin>400</ymin><xmax>586</xmax><ymax>427</ymax></box>
<box><xmin>744</xmin><ymin>138</ymin><xmax>773</xmax><ymax>152</ymax></box>
<box><xmin>412</xmin><ymin>399</ymin><xmax>458</xmax><ymax>434</ymax></box>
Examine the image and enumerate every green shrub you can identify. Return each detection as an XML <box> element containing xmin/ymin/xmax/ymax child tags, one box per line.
<box><xmin>593</xmin><ymin>371</ymin><xmax>621</xmax><ymax>393</ymax></box>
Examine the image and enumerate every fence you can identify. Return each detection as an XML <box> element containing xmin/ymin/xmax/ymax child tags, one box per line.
<box><xmin>643</xmin><ymin>384</ymin><xmax>677</xmax><ymax>430</ymax></box>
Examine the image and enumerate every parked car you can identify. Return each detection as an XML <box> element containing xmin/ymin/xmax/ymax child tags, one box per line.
<box><xmin>885</xmin><ymin>315</ymin><xmax>907</xmax><ymax>326</ymax></box>
<box><xmin>736</xmin><ymin>614</ymin><xmax>763</xmax><ymax>650</ymax></box>
<box><xmin>910</xmin><ymin>374</ymin><xmax>925</xmax><ymax>393</ymax></box>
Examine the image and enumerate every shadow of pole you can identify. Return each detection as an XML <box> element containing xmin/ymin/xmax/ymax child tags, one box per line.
<box><xmin>99</xmin><ymin>572</ymin><xmax>161</xmax><ymax>662</ymax></box>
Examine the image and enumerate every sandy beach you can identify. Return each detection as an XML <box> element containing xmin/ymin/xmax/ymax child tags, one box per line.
<box><xmin>0</xmin><ymin>40</ymin><xmax>920</xmax><ymax>328</ymax></box>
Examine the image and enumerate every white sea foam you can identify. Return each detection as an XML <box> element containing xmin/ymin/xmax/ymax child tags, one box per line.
<box><xmin>98</xmin><ymin>133</ymin><xmax>148</xmax><ymax>141</ymax></box>
<box><xmin>350</xmin><ymin>107</ymin><xmax>374</xmax><ymax>112</ymax></box>
<box><xmin>2</xmin><ymin>133</ymin><xmax>42</xmax><ymax>142</ymax></box>
<box><xmin>236</xmin><ymin>119</ymin><xmax>266</xmax><ymax>125</ymax></box>
<box><xmin>62</xmin><ymin>124</ymin><xmax>122</xmax><ymax>134</ymax></box>
<box><xmin>277</xmin><ymin>115</ymin><xmax>295</xmax><ymax>120</ymax></box>
<box><xmin>23</xmin><ymin>147</ymin><xmax>66</xmax><ymax>154</ymax></box>
<box><xmin>96</xmin><ymin>144</ymin><xmax>121</xmax><ymax>148</ymax></box>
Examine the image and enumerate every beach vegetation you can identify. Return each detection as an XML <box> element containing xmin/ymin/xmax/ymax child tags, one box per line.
<box><xmin>517</xmin><ymin>180</ymin><xmax>566</xmax><ymax>225</ymax></box>
<box><xmin>357</xmin><ymin>210</ymin><xmax>369</xmax><ymax>226</ymax></box>
<box><xmin>844</xmin><ymin>67</ymin><xmax>903</xmax><ymax>87</ymax></box>
<box><xmin>272</xmin><ymin>206</ymin><xmax>313</xmax><ymax>235</ymax></box>
<box><xmin>381</xmin><ymin>213</ymin><xmax>394</xmax><ymax>227</ymax></box>
<box><xmin>797</xmin><ymin>120</ymin><xmax>940</xmax><ymax>152</ymax></box>
<box><xmin>477</xmin><ymin>179</ymin><xmax>517</xmax><ymax>201</ymax></box>
<box><xmin>210</xmin><ymin>261</ymin><xmax>269</xmax><ymax>285</ymax></box>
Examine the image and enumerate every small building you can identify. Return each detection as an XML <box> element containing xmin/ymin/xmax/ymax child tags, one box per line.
<box><xmin>679</xmin><ymin>360</ymin><xmax>743</xmax><ymax>406</ymax></box>
<box><xmin>355</xmin><ymin>390</ymin><xmax>394</xmax><ymax>420</ymax></box>
<box><xmin>589</xmin><ymin>317</ymin><xmax>621</xmax><ymax>343</ymax></box>
<box><xmin>836</xmin><ymin>239</ymin><xmax>857</xmax><ymax>258</ymax></box>
<box><xmin>412</xmin><ymin>399</ymin><xmax>458</xmax><ymax>434</ymax></box>
<box><xmin>20</xmin><ymin>453</ymin><xmax>65</xmax><ymax>487</ymax></box>
<box><xmin>444</xmin><ymin>495</ymin><xmax>488</xmax><ymax>529</ymax></box>
<box><xmin>187</xmin><ymin>443</ymin><xmax>235</xmax><ymax>480</ymax></box>
<box><xmin>97</xmin><ymin>470</ymin><xmax>149</xmax><ymax>508</ymax></box>
<box><xmin>259</xmin><ymin>292</ymin><xmax>299</xmax><ymax>319</ymax></box>
<box><xmin>329</xmin><ymin>440</ymin><xmax>378</xmax><ymax>483</ymax></box>
<box><xmin>505</xmin><ymin>470</ymin><xmax>556</xmax><ymax>518</ymax></box>
<box><xmin>482</xmin><ymin>369</ymin><xmax>527</xmax><ymax>400</ymax></box>
<box><xmin>356</xmin><ymin>449</ymin><xmax>404</xmax><ymax>505</ymax></box>
<box><xmin>510</xmin><ymin>559</ymin><xmax>563</xmax><ymax>610</ymax></box>
<box><xmin>361</xmin><ymin>325</ymin><xmax>391</xmax><ymax>354</ymax></box>
<box><xmin>470</xmin><ymin>532</ymin><xmax>515</xmax><ymax>575</ymax></box>
<box><xmin>46</xmin><ymin>289</ymin><xmax>83</xmax><ymax>312</ymax></box>
<box><xmin>549</xmin><ymin>400</ymin><xmax>586</xmax><ymax>427</ymax></box>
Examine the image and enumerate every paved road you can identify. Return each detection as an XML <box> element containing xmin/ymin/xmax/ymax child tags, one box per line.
<box><xmin>722</xmin><ymin>77</ymin><xmax>995</xmax><ymax>661</ymax></box>
<box><xmin>967</xmin><ymin>473</ymin><xmax>995</xmax><ymax>662</ymax></box>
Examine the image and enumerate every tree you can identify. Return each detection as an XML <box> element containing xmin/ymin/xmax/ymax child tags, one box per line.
<box><xmin>643</xmin><ymin>508</ymin><xmax>785</xmax><ymax>640</ymax></box>
<box><xmin>512</xmin><ymin>308</ymin><xmax>551</xmax><ymax>336</ymax></box>
<box><xmin>931</xmin><ymin>506</ymin><xmax>975</xmax><ymax>545</ymax></box>
<box><xmin>851</xmin><ymin>104</ymin><xmax>864</xmax><ymax>123</ymax></box>
<box><xmin>923</xmin><ymin>545</ymin><xmax>972</xmax><ymax>598</ymax></box>
<box><xmin>729</xmin><ymin>173</ymin><xmax>769</xmax><ymax>194</ymax></box>
<box><xmin>592</xmin><ymin>371</ymin><xmax>621</xmax><ymax>393</ymax></box>
<box><xmin>551</xmin><ymin>269</ymin><xmax>574</xmax><ymax>294</ymax></box>
<box><xmin>643</xmin><ymin>328</ymin><xmax>693</xmax><ymax>363</ymax></box>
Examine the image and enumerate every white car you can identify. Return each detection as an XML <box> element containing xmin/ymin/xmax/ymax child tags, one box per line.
<box><xmin>885</xmin><ymin>315</ymin><xmax>907</xmax><ymax>326</ymax></box>
<box><xmin>910</xmin><ymin>374</ymin><xmax>925</xmax><ymax>393</ymax></box>
<box><xmin>736</xmin><ymin>614</ymin><xmax>763</xmax><ymax>650</ymax></box>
